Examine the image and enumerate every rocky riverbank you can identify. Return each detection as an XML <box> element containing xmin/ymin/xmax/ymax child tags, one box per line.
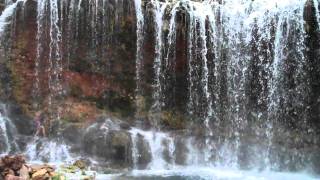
<box><xmin>0</xmin><ymin>155</ymin><xmax>97</xmax><ymax>180</ymax></box>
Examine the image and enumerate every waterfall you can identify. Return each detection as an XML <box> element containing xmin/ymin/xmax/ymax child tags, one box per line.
<box><xmin>151</xmin><ymin>1</ymin><xmax>167</xmax><ymax>115</ymax></box>
<box><xmin>0</xmin><ymin>104</ymin><xmax>19</xmax><ymax>155</ymax></box>
<box><xmin>26</xmin><ymin>138</ymin><xmax>73</xmax><ymax>163</ymax></box>
<box><xmin>133</xmin><ymin>0</ymin><xmax>311</xmax><ymax>170</ymax></box>
<box><xmin>34</xmin><ymin>0</ymin><xmax>64</xmax><ymax>121</ymax></box>
<box><xmin>0</xmin><ymin>0</ymin><xmax>22</xmax><ymax>35</ymax></box>
<box><xmin>0</xmin><ymin>0</ymin><xmax>319</xmax><ymax>175</ymax></box>
<box><xmin>33</xmin><ymin>0</ymin><xmax>47</xmax><ymax>109</ymax></box>
<box><xmin>48</xmin><ymin>0</ymin><xmax>63</xmax><ymax>120</ymax></box>
<box><xmin>0</xmin><ymin>107</ymin><xmax>11</xmax><ymax>154</ymax></box>
<box><xmin>130</xmin><ymin>128</ymin><xmax>175</xmax><ymax>170</ymax></box>
<box><xmin>313</xmin><ymin>0</ymin><xmax>320</xmax><ymax>27</ymax></box>
<box><xmin>134</xmin><ymin>0</ymin><xmax>144</xmax><ymax>117</ymax></box>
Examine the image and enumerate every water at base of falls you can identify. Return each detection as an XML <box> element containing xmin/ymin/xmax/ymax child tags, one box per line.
<box><xmin>25</xmin><ymin>138</ymin><xmax>73</xmax><ymax>163</ymax></box>
<box><xmin>0</xmin><ymin>104</ymin><xmax>19</xmax><ymax>155</ymax></box>
<box><xmin>124</xmin><ymin>168</ymin><xmax>318</xmax><ymax>180</ymax></box>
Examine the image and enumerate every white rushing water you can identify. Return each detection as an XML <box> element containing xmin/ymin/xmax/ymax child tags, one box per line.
<box><xmin>33</xmin><ymin>0</ymin><xmax>47</xmax><ymax>109</ymax></box>
<box><xmin>0</xmin><ymin>106</ymin><xmax>12</xmax><ymax>154</ymax></box>
<box><xmin>0</xmin><ymin>0</ymin><xmax>318</xmax><ymax>179</ymax></box>
<box><xmin>130</xmin><ymin>128</ymin><xmax>175</xmax><ymax>170</ymax></box>
<box><xmin>0</xmin><ymin>104</ymin><xmax>19</xmax><ymax>155</ymax></box>
<box><xmin>128</xmin><ymin>128</ymin><xmax>318</xmax><ymax>180</ymax></box>
<box><xmin>136</xmin><ymin>0</ymin><xmax>312</xmax><ymax>170</ymax></box>
<box><xmin>34</xmin><ymin>0</ymin><xmax>64</xmax><ymax>120</ymax></box>
<box><xmin>151</xmin><ymin>0</ymin><xmax>167</xmax><ymax>114</ymax></box>
<box><xmin>0</xmin><ymin>0</ymin><xmax>23</xmax><ymax>35</ymax></box>
<box><xmin>134</xmin><ymin>0</ymin><xmax>145</xmax><ymax>116</ymax></box>
<box><xmin>26</xmin><ymin>138</ymin><xmax>73</xmax><ymax>163</ymax></box>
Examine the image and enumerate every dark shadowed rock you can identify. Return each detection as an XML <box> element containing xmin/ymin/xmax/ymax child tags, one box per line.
<box><xmin>82</xmin><ymin>118</ymin><xmax>132</xmax><ymax>168</ymax></box>
<box><xmin>61</xmin><ymin>124</ymin><xmax>82</xmax><ymax>145</ymax></box>
<box><xmin>6</xmin><ymin>103</ymin><xmax>35</xmax><ymax>136</ymax></box>
<box><xmin>174</xmin><ymin>137</ymin><xmax>188</xmax><ymax>165</ymax></box>
<box><xmin>135</xmin><ymin>134</ymin><xmax>151</xmax><ymax>169</ymax></box>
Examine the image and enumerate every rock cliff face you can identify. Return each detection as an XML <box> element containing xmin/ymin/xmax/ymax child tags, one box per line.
<box><xmin>0</xmin><ymin>0</ymin><xmax>320</xmax><ymax>173</ymax></box>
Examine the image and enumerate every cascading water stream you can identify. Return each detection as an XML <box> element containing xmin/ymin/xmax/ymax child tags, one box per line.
<box><xmin>48</xmin><ymin>0</ymin><xmax>63</xmax><ymax>120</ymax></box>
<box><xmin>34</xmin><ymin>0</ymin><xmax>64</xmax><ymax>124</ymax></box>
<box><xmin>0</xmin><ymin>106</ymin><xmax>11</xmax><ymax>154</ymax></box>
<box><xmin>134</xmin><ymin>0</ymin><xmax>145</xmax><ymax>117</ymax></box>
<box><xmin>313</xmin><ymin>0</ymin><xmax>320</xmax><ymax>27</ymax></box>
<box><xmin>26</xmin><ymin>138</ymin><xmax>73</xmax><ymax>163</ymax></box>
<box><xmin>0</xmin><ymin>104</ymin><xmax>19</xmax><ymax>155</ymax></box>
<box><xmin>151</xmin><ymin>0</ymin><xmax>167</xmax><ymax>115</ymax></box>
<box><xmin>130</xmin><ymin>128</ymin><xmax>175</xmax><ymax>170</ymax></box>
<box><xmin>0</xmin><ymin>0</ymin><xmax>23</xmax><ymax>35</ymax></box>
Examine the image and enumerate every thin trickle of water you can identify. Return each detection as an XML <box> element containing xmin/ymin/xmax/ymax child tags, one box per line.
<box><xmin>33</xmin><ymin>0</ymin><xmax>47</xmax><ymax>109</ymax></box>
<box><xmin>34</xmin><ymin>0</ymin><xmax>63</xmax><ymax>122</ymax></box>
<box><xmin>163</xmin><ymin>2</ymin><xmax>179</xmax><ymax>70</ymax></box>
<box><xmin>134</xmin><ymin>0</ymin><xmax>145</xmax><ymax>116</ymax></box>
<box><xmin>313</xmin><ymin>0</ymin><xmax>320</xmax><ymax>27</ymax></box>
<box><xmin>48</xmin><ymin>0</ymin><xmax>63</xmax><ymax>117</ymax></box>
<box><xmin>151</xmin><ymin>1</ymin><xmax>167</xmax><ymax>114</ymax></box>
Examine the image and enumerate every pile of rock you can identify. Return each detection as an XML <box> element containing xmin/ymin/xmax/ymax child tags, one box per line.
<box><xmin>0</xmin><ymin>155</ymin><xmax>29</xmax><ymax>180</ymax></box>
<box><xmin>0</xmin><ymin>155</ymin><xmax>64</xmax><ymax>180</ymax></box>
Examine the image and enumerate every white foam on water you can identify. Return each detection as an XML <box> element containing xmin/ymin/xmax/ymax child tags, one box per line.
<box><xmin>128</xmin><ymin>167</ymin><xmax>319</xmax><ymax>180</ymax></box>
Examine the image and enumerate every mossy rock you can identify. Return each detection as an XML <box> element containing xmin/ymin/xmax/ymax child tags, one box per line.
<box><xmin>160</xmin><ymin>110</ymin><xmax>186</xmax><ymax>130</ymax></box>
<box><xmin>52</xmin><ymin>173</ymin><xmax>66</xmax><ymax>180</ymax></box>
<box><xmin>73</xmin><ymin>160</ymin><xmax>87</xmax><ymax>170</ymax></box>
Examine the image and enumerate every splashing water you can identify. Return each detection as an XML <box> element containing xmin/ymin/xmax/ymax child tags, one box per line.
<box><xmin>0</xmin><ymin>104</ymin><xmax>19</xmax><ymax>155</ymax></box>
<box><xmin>26</xmin><ymin>138</ymin><xmax>73</xmax><ymax>163</ymax></box>
<box><xmin>130</xmin><ymin>128</ymin><xmax>175</xmax><ymax>170</ymax></box>
<box><xmin>0</xmin><ymin>108</ymin><xmax>12</xmax><ymax>154</ymax></box>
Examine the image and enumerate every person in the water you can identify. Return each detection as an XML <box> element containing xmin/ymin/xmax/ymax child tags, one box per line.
<box><xmin>34</xmin><ymin>111</ymin><xmax>46</xmax><ymax>137</ymax></box>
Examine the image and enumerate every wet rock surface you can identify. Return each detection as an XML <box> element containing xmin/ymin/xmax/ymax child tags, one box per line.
<box><xmin>82</xmin><ymin>118</ymin><xmax>133</xmax><ymax>168</ymax></box>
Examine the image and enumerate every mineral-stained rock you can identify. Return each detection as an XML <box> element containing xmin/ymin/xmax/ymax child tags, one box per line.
<box><xmin>2</xmin><ymin>168</ymin><xmax>14</xmax><ymax>178</ymax></box>
<box><xmin>73</xmin><ymin>160</ymin><xmax>86</xmax><ymax>170</ymax></box>
<box><xmin>4</xmin><ymin>174</ymin><xmax>21</xmax><ymax>180</ymax></box>
<box><xmin>0</xmin><ymin>155</ymin><xmax>26</xmax><ymax>178</ymax></box>
<box><xmin>18</xmin><ymin>165</ymin><xmax>29</xmax><ymax>180</ymax></box>
<box><xmin>82</xmin><ymin>118</ymin><xmax>133</xmax><ymax>168</ymax></box>
<box><xmin>31</xmin><ymin>169</ymin><xmax>47</xmax><ymax>180</ymax></box>
<box><xmin>29</xmin><ymin>165</ymin><xmax>54</xmax><ymax>173</ymax></box>
<box><xmin>108</xmin><ymin>130</ymin><xmax>132</xmax><ymax>165</ymax></box>
<box><xmin>120</xmin><ymin>122</ymin><xmax>131</xmax><ymax>130</ymax></box>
